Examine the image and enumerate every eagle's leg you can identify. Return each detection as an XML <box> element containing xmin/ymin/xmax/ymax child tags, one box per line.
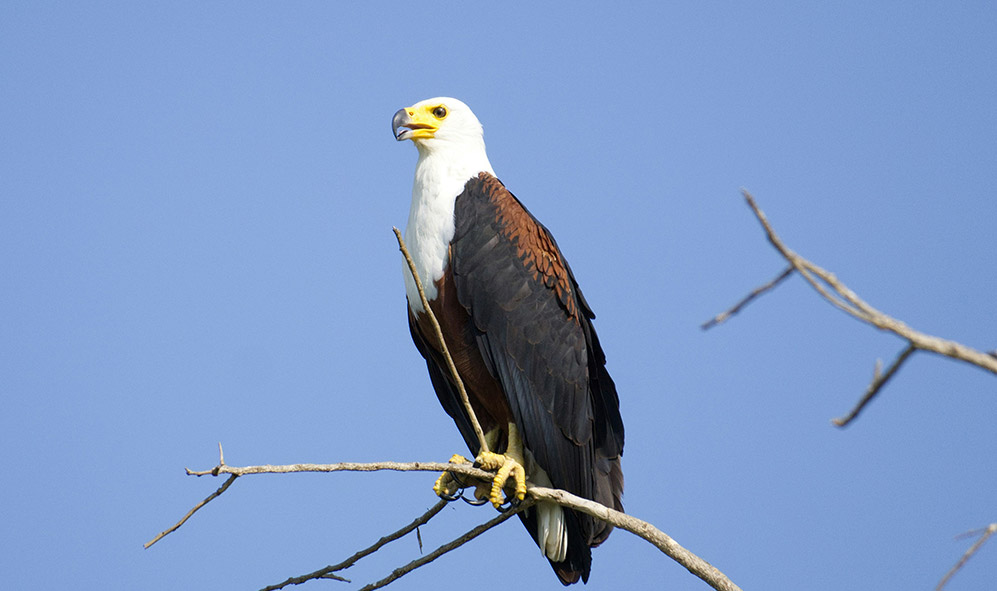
<box><xmin>474</xmin><ymin>422</ymin><xmax>528</xmax><ymax>509</ymax></box>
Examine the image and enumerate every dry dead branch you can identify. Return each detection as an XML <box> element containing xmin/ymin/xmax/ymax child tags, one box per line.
<box><xmin>149</xmin><ymin>454</ymin><xmax>741</xmax><ymax>591</ymax></box>
<box><xmin>705</xmin><ymin>190</ymin><xmax>996</xmax><ymax>427</ymax></box>
<box><xmin>937</xmin><ymin>524</ymin><xmax>997</xmax><ymax>591</ymax></box>
<box><xmin>258</xmin><ymin>499</ymin><xmax>449</xmax><ymax>590</ymax></box>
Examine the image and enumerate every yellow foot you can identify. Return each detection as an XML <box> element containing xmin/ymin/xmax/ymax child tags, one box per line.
<box><xmin>433</xmin><ymin>454</ymin><xmax>471</xmax><ymax>499</ymax></box>
<box><xmin>475</xmin><ymin>451</ymin><xmax>527</xmax><ymax>509</ymax></box>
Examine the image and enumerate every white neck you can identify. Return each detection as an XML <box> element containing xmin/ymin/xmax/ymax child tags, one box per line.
<box><xmin>403</xmin><ymin>138</ymin><xmax>493</xmax><ymax>312</ymax></box>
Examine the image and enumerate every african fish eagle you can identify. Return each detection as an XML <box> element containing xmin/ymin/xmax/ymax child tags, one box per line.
<box><xmin>393</xmin><ymin>97</ymin><xmax>624</xmax><ymax>585</ymax></box>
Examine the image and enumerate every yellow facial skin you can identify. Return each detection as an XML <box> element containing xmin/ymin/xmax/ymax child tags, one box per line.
<box><xmin>392</xmin><ymin>103</ymin><xmax>449</xmax><ymax>141</ymax></box>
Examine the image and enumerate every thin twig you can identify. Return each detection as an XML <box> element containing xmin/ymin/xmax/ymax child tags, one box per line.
<box><xmin>937</xmin><ymin>523</ymin><xmax>997</xmax><ymax>591</ymax></box>
<box><xmin>144</xmin><ymin>474</ymin><xmax>237</xmax><ymax>549</ymax></box>
<box><xmin>393</xmin><ymin>227</ymin><xmax>489</xmax><ymax>454</ymax></box>
<box><xmin>832</xmin><ymin>345</ymin><xmax>917</xmax><ymax>427</ymax></box>
<box><xmin>701</xmin><ymin>265</ymin><xmax>794</xmax><ymax>330</ymax></box>
<box><xmin>261</xmin><ymin>567</ymin><xmax>348</xmax><ymax>588</ymax></box>
<box><xmin>357</xmin><ymin>499</ymin><xmax>535</xmax><ymax>591</ymax></box>
<box><xmin>259</xmin><ymin>499</ymin><xmax>450</xmax><ymax>591</ymax></box>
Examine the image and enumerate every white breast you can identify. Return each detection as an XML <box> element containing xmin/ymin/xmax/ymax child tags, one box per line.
<box><xmin>403</xmin><ymin>144</ymin><xmax>493</xmax><ymax>313</ymax></box>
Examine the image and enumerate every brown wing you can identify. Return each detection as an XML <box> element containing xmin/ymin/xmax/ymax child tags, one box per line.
<box><xmin>451</xmin><ymin>172</ymin><xmax>624</xmax><ymax>582</ymax></box>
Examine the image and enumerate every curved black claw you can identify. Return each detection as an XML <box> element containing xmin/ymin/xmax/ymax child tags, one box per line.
<box><xmin>496</xmin><ymin>497</ymin><xmax>523</xmax><ymax>513</ymax></box>
<box><xmin>439</xmin><ymin>488</ymin><xmax>462</xmax><ymax>502</ymax></box>
<box><xmin>461</xmin><ymin>493</ymin><xmax>489</xmax><ymax>506</ymax></box>
<box><xmin>438</xmin><ymin>470</ymin><xmax>471</xmax><ymax>502</ymax></box>
<box><xmin>448</xmin><ymin>471</ymin><xmax>468</xmax><ymax>488</ymax></box>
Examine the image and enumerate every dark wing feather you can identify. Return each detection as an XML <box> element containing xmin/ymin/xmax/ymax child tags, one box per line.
<box><xmin>451</xmin><ymin>173</ymin><xmax>625</xmax><ymax>556</ymax></box>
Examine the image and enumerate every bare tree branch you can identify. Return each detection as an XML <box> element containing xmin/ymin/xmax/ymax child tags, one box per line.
<box><xmin>703</xmin><ymin>191</ymin><xmax>997</xmax><ymax>586</ymax></box>
<box><xmin>185</xmin><ymin>460</ymin><xmax>493</xmax><ymax>478</ymax></box>
<box><xmin>144</xmin><ymin>473</ymin><xmax>237</xmax><ymax>549</ymax></box>
<box><xmin>527</xmin><ymin>486</ymin><xmax>742</xmax><ymax>591</ymax></box>
<box><xmin>146</xmin><ymin>443</ymin><xmax>235</xmax><ymax>549</ymax></box>
<box><xmin>259</xmin><ymin>500</ymin><xmax>449</xmax><ymax>590</ymax></box>
<box><xmin>831</xmin><ymin>344</ymin><xmax>916</xmax><ymax>427</ymax></box>
<box><xmin>356</xmin><ymin>499</ymin><xmax>535</xmax><ymax>591</ymax></box>
<box><xmin>707</xmin><ymin>190</ymin><xmax>996</xmax><ymax>425</ymax></box>
<box><xmin>740</xmin><ymin>189</ymin><xmax>997</xmax><ymax>374</ymax></box>
<box><xmin>393</xmin><ymin>227</ymin><xmax>490</xmax><ymax>454</ymax></box>
<box><xmin>701</xmin><ymin>265</ymin><xmax>794</xmax><ymax>330</ymax></box>
<box><xmin>151</xmin><ymin>457</ymin><xmax>742</xmax><ymax>591</ymax></box>
<box><xmin>937</xmin><ymin>523</ymin><xmax>997</xmax><ymax>591</ymax></box>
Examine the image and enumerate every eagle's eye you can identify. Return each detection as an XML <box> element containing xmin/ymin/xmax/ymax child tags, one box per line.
<box><xmin>432</xmin><ymin>106</ymin><xmax>447</xmax><ymax>119</ymax></box>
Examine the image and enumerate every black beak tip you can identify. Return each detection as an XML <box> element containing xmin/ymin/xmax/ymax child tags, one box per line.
<box><xmin>392</xmin><ymin>108</ymin><xmax>409</xmax><ymax>141</ymax></box>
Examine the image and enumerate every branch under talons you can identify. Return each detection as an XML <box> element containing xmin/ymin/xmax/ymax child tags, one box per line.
<box><xmin>151</xmin><ymin>456</ymin><xmax>743</xmax><ymax>591</ymax></box>
<box><xmin>708</xmin><ymin>190</ymin><xmax>996</xmax><ymax>424</ymax></box>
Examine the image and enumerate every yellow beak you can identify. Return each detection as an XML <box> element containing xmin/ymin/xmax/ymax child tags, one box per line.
<box><xmin>392</xmin><ymin>106</ymin><xmax>439</xmax><ymax>141</ymax></box>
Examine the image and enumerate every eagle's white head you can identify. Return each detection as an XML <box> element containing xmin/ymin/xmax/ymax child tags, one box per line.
<box><xmin>392</xmin><ymin>97</ymin><xmax>494</xmax><ymax>175</ymax></box>
<box><xmin>393</xmin><ymin>96</ymin><xmax>482</xmax><ymax>144</ymax></box>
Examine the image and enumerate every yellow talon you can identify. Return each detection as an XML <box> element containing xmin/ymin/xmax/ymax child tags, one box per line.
<box><xmin>434</xmin><ymin>425</ymin><xmax>529</xmax><ymax>507</ymax></box>
<box><xmin>433</xmin><ymin>454</ymin><xmax>470</xmax><ymax>498</ymax></box>
<box><xmin>475</xmin><ymin>451</ymin><xmax>527</xmax><ymax>508</ymax></box>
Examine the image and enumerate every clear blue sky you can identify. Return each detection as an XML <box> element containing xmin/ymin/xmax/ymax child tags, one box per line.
<box><xmin>2</xmin><ymin>2</ymin><xmax>995</xmax><ymax>590</ymax></box>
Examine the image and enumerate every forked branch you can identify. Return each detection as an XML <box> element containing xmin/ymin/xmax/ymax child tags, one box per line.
<box><xmin>705</xmin><ymin>190</ymin><xmax>996</xmax><ymax>426</ymax></box>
